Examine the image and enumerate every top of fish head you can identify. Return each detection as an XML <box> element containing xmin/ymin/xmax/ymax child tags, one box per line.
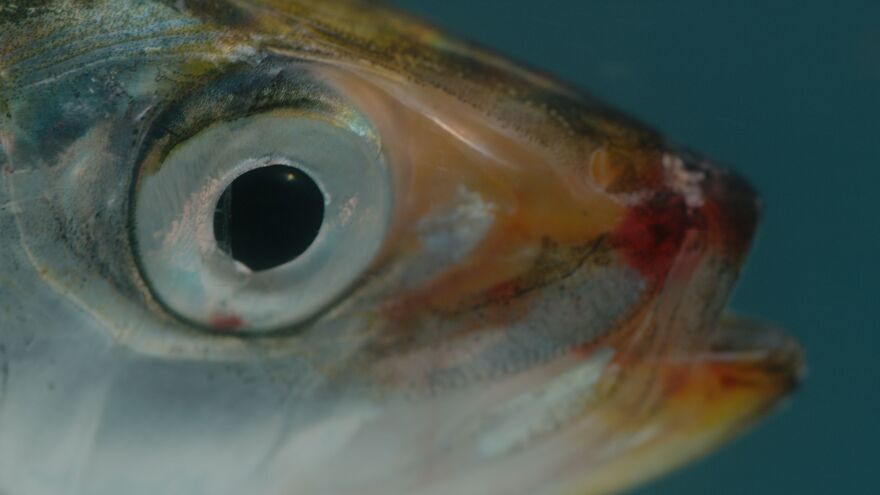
<box><xmin>0</xmin><ymin>1</ymin><xmax>802</xmax><ymax>494</ymax></box>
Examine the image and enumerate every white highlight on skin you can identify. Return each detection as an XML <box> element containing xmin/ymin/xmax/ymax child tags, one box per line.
<box><xmin>394</xmin><ymin>185</ymin><xmax>496</xmax><ymax>288</ymax></box>
<box><xmin>663</xmin><ymin>153</ymin><xmax>705</xmax><ymax>208</ymax></box>
<box><xmin>476</xmin><ymin>347</ymin><xmax>614</xmax><ymax>457</ymax></box>
<box><xmin>418</xmin><ymin>186</ymin><xmax>495</xmax><ymax>255</ymax></box>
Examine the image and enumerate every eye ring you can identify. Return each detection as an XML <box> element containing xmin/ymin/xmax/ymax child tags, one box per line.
<box><xmin>131</xmin><ymin>111</ymin><xmax>392</xmax><ymax>333</ymax></box>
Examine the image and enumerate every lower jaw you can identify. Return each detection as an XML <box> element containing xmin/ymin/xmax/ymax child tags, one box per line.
<box><xmin>557</xmin><ymin>315</ymin><xmax>803</xmax><ymax>495</ymax></box>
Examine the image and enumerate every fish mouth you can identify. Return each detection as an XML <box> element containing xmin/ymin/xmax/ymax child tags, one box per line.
<box><xmin>568</xmin><ymin>157</ymin><xmax>804</xmax><ymax>494</ymax></box>
<box><xmin>672</xmin><ymin>156</ymin><xmax>804</xmax><ymax>383</ymax></box>
<box><xmin>706</xmin><ymin>315</ymin><xmax>805</xmax><ymax>390</ymax></box>
<box><xmin>623</xmin><ymin>149</ymin><xmax>805</xmax><ymax>396</ymax></box>
<box><xmin>531</xmin><ymin>184</ymin><xmax>803</xmax><ymax>492</ymax></box>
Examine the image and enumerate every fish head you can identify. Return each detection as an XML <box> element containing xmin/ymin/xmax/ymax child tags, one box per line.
<box><xmin>0</xmin><ymin>1</ymin><xmax>802</xmax><ymax>494</ymax></box>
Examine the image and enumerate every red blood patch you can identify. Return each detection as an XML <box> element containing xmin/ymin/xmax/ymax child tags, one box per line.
<box><xmin>611</xmin><ymin>193</ymin><xmax>691</xmax><ymax>284</ymax></box>
<box><xmin>210</xmin><ymin>315</ymin><xmax>244</xmax><ymax>332</ymax></box>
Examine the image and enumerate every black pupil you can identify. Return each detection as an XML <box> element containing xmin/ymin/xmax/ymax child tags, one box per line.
<box><xmin>214</xmin><ymin>165</ymin><xmax>324</xmax><ymax>272</ymax></box>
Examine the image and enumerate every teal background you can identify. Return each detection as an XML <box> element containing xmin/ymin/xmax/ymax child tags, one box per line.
<box><xmin>391</xmin><ymin>1</ymin><xmax>878</xmax><ymax>493</ymax></box>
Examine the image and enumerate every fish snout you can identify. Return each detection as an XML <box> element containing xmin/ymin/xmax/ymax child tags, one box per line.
<box><xmin>600</xmin><ymin>145</ymin><xmax>760</xmax><ymax>289</ymax></box>
<box><xmin>689</xmin><ymin>154</ymin><xmax>761</xmax><ymax>260</ymax></box>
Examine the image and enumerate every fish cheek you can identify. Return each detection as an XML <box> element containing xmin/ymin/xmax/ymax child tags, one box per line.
<box><xmin>300</xmin><ymin>69</ymin><xmax>660</xmax><ymax>395</ymax></box>
<box><xmin>318</xmin><ymin>66</ymin><xmax>634</xmax><ymax>312</ymax></box>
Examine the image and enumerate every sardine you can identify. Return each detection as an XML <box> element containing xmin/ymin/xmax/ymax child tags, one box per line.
<box><xmin>0</xmin><ymin>1</ymin><xmax>802</xmax><ymax>494</ymax></box>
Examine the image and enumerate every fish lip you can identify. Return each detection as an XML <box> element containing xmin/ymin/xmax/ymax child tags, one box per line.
<box><xmin>708</xmin><ymin>315</ymin><xmax>807</xmax><ymax>391</ymax></box>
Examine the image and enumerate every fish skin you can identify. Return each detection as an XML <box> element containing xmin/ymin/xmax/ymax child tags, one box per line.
<box><xmin>0</xmin><ymin>1</ymin><xmax>801</xmax><ymax>495</ymax></box>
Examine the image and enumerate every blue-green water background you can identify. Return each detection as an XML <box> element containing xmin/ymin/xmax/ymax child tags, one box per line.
<box><xmin>392</xmin><ymin>1</ymin><xmax>878</xmax><ymax>493</ymax></box>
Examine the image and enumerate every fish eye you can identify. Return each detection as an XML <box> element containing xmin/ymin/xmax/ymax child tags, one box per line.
<box><xmin>131</xmin><ymin>110</ymin><xmax>392</xmax><ymax>333</ymax></box>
